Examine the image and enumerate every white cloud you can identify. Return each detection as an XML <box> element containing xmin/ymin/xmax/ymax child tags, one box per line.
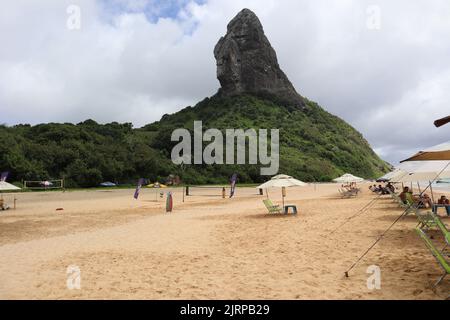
<box><xmin>0</xmin><ymin>0</ymin><xmax>449</xmax><ymax>165</ymax></box>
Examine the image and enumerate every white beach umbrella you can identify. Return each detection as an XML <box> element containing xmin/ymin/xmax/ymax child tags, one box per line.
<box><xmin>0</xmin><ymin>181</ymin><xmax>20</xmax><ymax>191</ymax></box>
<box><xmin>401</xmin><ymin>141</ymin><xmax>450</xmax><ymax>162</ymax></box>
<box><xmin>256</xmin><ymin>174</ymin><xmax>307</xmax><ymax>207</ymax></box>
<box><xmin>256</xmin><ymin>174</ymin><xmax>307</xmax><ymax>189</ymax></box>
<box><xmin>332</xmin><ymin>173</ymin><xmax>364</xmax><ymax>184</ymax></box>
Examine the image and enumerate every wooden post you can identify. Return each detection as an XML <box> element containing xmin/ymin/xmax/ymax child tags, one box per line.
<box><xmin>429</xmin><ymin>181</ymin><xmax>435</xmax><ymax>204</ymax></box>
<box><xmin>14</xmin><ymin>196</ymin><xmax>17</xmax><ymax>210</ymax></box>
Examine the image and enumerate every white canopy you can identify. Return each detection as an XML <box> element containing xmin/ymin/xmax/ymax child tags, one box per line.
<box><xmin>390</xmin><ymin>161</ymin><xmax>450</xmax><ymax>182</ymax></box>
<box><xmin>377</xmin><ymin>168</ymin><xmax>406</xmax><ymax>181</ymax></box>
<box><xmin>333</xmin><ymin>173</ymin><xmax>364</xmax><ymax>183</ymax></box>
<box><xmin>0</xmin><ymin>181</ymin><xmax>21</xmax><ymax>191</ymax></box>
<box><xmin>256</xmin><ymin>174</ymin><xmax>307</xmax><ymax>189</ymax></box>
<box><xmin>401</xmin><ymin>141</ymin><xmax>450</xmax><ymax>162</ymax></box>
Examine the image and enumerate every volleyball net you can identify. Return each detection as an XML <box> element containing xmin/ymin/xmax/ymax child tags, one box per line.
<box><xmin>185</xmin><ymin>185</ymin><xmax>229</xmax><ymax>197</ymax></box>
<box><xmin>184</xmin><ymin>185</ymin><xmax>260</xmax><ymax>198</ymax></box>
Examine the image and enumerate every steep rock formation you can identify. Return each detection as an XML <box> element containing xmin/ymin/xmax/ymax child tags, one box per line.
<box><xmin>214</xmin><ymin>8</ymin><xmax>304</xmax><ymax>107</ymax></box>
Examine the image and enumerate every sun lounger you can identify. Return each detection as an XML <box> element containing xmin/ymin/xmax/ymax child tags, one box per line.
<box><xmin>263</xmin><ymin>199</ymin><xmax>282</xmax><ymax>214</ymax></box>
<box><xmin>432</xmin><ymin>215</ymin><xmax>450</xmax><ymax>253</ymax></box>
<box><xmin>338</xmin><ymin>188</ymin><xmax>357</xmax><ymax>198</ymax></box>
<box><xmin>388</xmin><ymin>192</ymin><xmax>420</xmax><ymax>215</ymax></box>
<box><xmin>415</xmin><ymin>227</ymin><xmax>450</xmax><ymax>287</ymax></box>
<box><xmin>416</xmin><ymin>212</ymin><xmax>438</xmax><ymax>230</ymax></box>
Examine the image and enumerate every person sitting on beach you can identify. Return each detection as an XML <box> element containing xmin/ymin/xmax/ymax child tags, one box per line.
<box><xmin>386</xmin><ymin>182</ymin><xmax>395</xmax><ymax>193</ymax></box>
<box><xmin>433</xmin><ymin>195</ymin><xmax>450</xmax><ymax>216</ymax></box>
<box><xmin>0</xmin><ymin>199</ymin><xmax>9</xmax><ymax>211</ymax></box>
<box><xmin>378</xmin><ymin>184</ymin><xmax>389</xmax><ymax>195</ymax></box>
<box><xmin>417</xmin><ymin>193</ymin><xmax>433</xmax><ymax>209</ymax></box>
<box><xmin>399</xmin><ymin>187</ymin><xmax>413</xmax><ymax>205</ymax></box>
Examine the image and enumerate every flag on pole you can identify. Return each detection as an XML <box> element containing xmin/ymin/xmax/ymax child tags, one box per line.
<box><xmin>134</xmin><ymin>178</ymin><xmax>145</xmax><ymax>199</ymax></box>
<box><xmin>229</xmin><ymin>173</ymin><xmax>238</xmax><ymax>198</ymax></box>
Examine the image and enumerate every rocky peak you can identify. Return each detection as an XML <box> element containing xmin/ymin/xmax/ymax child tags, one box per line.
<box><xmin>214</xmin><ymin>9</ymin><xmax>304</xmax><ymax>107</ymax></box>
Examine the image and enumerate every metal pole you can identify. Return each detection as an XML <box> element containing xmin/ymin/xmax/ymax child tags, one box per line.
<box><xmin>429</xmin><ymin>181</ymin><xmax>435</xmax><ymax>204</ymax></box>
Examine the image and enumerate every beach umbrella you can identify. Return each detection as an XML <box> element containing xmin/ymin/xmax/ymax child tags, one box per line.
<box><xmin>0</xmin><ymin>181</ymin><xmax>20</xmax><ymax>192</ymax></box>
<box><xmin>0</xmin><ymin>181</ymin><xmax>21</xmax><ymax>208</ymax></box>
<box><xmin>332</xmin><ymin>173</ymin><xmax>364</xmax><ymax>184</ymax></box>
<box><xmin>401</xmin><ymin>141</ymin><xmax>450</xmax><ymax>162</ymax></box>
<box><xmin>146</xmin><ymin>182</ymin><xmax>167</xmax><ymax>188</ymax></box>
<box><xmin>256</xmin><ymin>174</ymin><xmax>307</xmax><ymax>189</ymax></box>
<box><xmin>256</xmin><ymin>174</ymin><xmax>307</xmax><ymax>208</ymax></box>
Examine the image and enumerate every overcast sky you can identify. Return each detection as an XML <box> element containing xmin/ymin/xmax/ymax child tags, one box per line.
<box><xmin>1</xmin><ymin>0</ymin><xmax>449</xmax><ymax>164</ymax></box>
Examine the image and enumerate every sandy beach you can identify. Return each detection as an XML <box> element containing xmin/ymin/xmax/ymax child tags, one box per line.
<box><xmin>0</xmin><ymin>183</ymin><xmax>448</xmax><ymax>299</ymax></box>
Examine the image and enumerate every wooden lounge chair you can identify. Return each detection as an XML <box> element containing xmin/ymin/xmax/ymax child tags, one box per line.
<box><xmin>263</xmin><ymin>199</ymin><xmax>282</xmax><ymax>214</ymax></box>
<box><xmin>415</xmin><ymin>227</ymin><xmax>450</xmax><ymax>287</ymax></box>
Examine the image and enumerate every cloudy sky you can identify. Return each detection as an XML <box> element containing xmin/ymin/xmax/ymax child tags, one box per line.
<box><xmin>1</xmin><ymin>0</ymin><xmax>449</xmax><ymax>164</ymax></box>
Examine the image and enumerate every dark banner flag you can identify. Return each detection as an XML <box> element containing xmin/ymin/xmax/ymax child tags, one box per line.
<box><xmin>134</xmin><ymin>178</ymin><xmax>145</xmax><ymax>199</ymax></box>
<box><xmin>0</xmin><ymin>172</ymin><xmax>9</xmax><ymax>182</ymax></box>
<box><xmin>229</xmin><ymin>173</ymin><xmax>238</xmax><ymax>198</ymax></box>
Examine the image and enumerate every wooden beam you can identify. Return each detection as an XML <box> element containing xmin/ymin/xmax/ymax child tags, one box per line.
<box><xmin>434</xmin><ymin>115</ymin><xmax>450</xmax><ymax>127</ymax></box>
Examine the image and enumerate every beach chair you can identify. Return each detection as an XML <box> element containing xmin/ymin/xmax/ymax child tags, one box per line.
<box><xmin>338</xmin><ymin>188</ymin><xmax>356</xmax><ymax>198</ymax></box>
<box><xmin>388</xmin><ymin>190</ymin><xmax>402</xmax><ymax>204</ymax></box>
<box><xmin>415</xmin><ymin>227</ymin><xmax>450</xmax><ymax>287</ymax></box>
<box><xmin>415</xmin><ymin>211</ymin><xmax>437</xmax><ymax>230</ymax></box>
<box><xmin>432</xmin><ymin>215</ymin><xmax>450</xmax><ymax>253</ymax></box>
<box><xmin>263</xmin><ymin>199</ymin><xmax>282</xmax><ymax>214</ymax></box>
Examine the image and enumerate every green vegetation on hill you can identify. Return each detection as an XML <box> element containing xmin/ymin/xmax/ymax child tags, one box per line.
<box><xmin>0</xmin><ymin>94</ymin><xmax>389</xmax><ymax>187</ymax></box>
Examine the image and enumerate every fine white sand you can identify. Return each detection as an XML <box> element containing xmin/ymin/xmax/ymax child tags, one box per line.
<box><xmin>0</xmin><ymin>184</ymin><xmax>448</xmax><ymax>299</ymax></box>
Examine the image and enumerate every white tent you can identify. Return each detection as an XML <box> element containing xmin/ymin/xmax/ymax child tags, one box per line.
<box><xmin>377</xmin><ymin>168</ymin><xmax>407</xmax><ymax>182</ymax></box>
<box><xmin>401</xmin><ymin>141</ymin><xmax>450</xmax><ymax>162</ymax></box>
<box><xmin>333</xmin><ymin>173</ymin><xmax>364</xmax><ymax>184</ymax></box>
<box><xmin>256</xmin><ymin>174</ymin><xmax>307</xmax><ymax>207</ymax></box>
<box><xmin>390</xmin><ymin>161</ymin><xmax>450</xmax><ymax>183</ymax></box>
<box><xmin>0</xmin><ymin>181</ymin><xmax>20</xmax><ymax>191</ymax></box>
